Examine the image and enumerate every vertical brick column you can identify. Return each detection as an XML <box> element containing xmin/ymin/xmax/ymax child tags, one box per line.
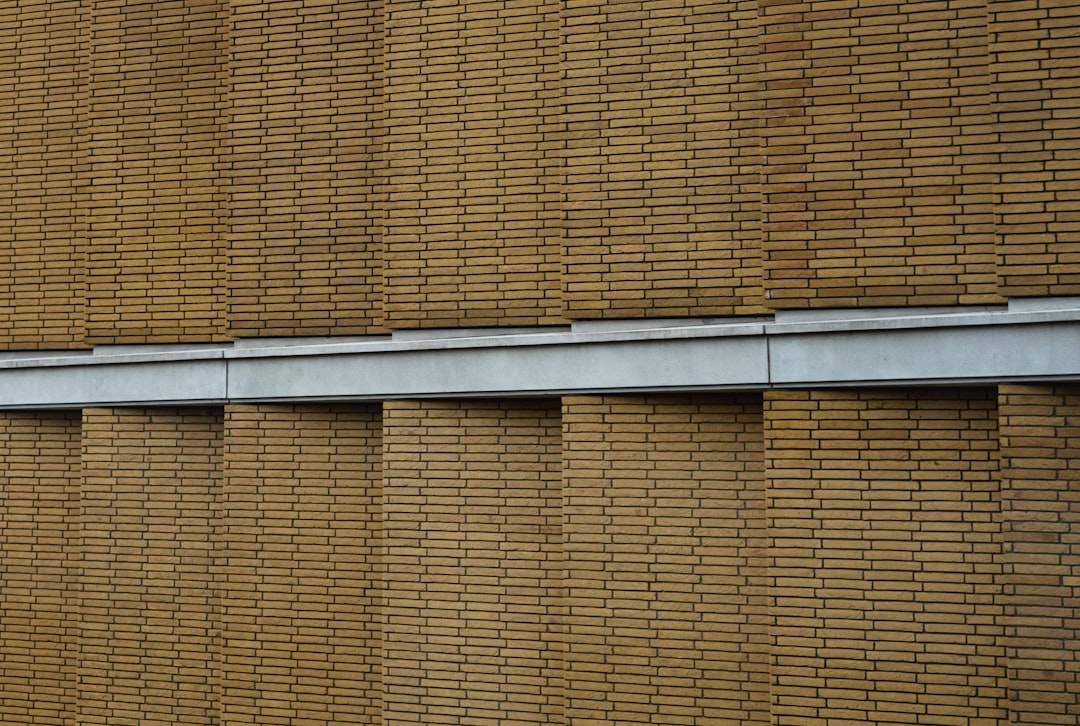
<box><xmin>86</xmin><ymin>0</ymin><xmax>227</xmax><ymax>343</ymax></box>
<box><xmin>561</xmin><ymin>0</ymin><xmax>763</xmax><ymax>320</ymax></box>
<box><xmin>382</xmin><ymin>400</ymin><xmax>563</xmax><ymax>725</ymax></box>
<box><xmin>764</xmin><ymin>390</ymin><xmax>1005</xmax><ymax>725</ymax></box>
<box><xmin>0</xmin><ymin>1</ymin><xmax>87</xmax><ymax>348</ymax></box>
<box><xmin>760</xmin><ymin>0</ymin><xmax>999</xmax><ymax>308</ymax></box>
<box><xmin>562</xmin><ymin>395</ymin><xmax>768</xmax><ymax>724</ymax></box>
<box><xmin>221</xmin><ymin>404</ymin><xmax>383</xmax><ymax>726</ymax></box>
<box><xmin>992</xmin><ymin>1</ymin><xmax>1080</xmax><ymax>297</ymax></box>
<box><xmin>382</xmin><ymin>0</ymin><xmax>563</xmax><ymax>328</ymax></box>
<box><xmin>227</xmin><ymin>1</ymin><xmax>385</xmax><ymax>337</ymax></box>
<box><xmin>0</xmin><ymin>412</ymin><xmax>80</xmax><ymax>725</ymax></box>
<box><xmin>999</xmin><ymin>385</ymin><xmax>1080</xmax><ymax>724</ymax></box>
<box><xmin>79</xmin><ymin>408</ymin><xmax>223</xmax><ymax>725</ymax></box>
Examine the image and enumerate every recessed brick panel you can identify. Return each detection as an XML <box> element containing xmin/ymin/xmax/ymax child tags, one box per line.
<box><xmin>0</xmin><ymin>412</ymin><xmax>80</xmax><ymax>725</ymax></box>
<box><xmin>221</xmin><ymin>404</ymin><xmax>383</xmax><ymax>726</ymax></box>
<box><xmin>764</xmin><ymin>389</ymin><xmax>1005</xmax><ymax>725</ymax></box>
<box><xmin>562</xmin><ymin>394</ymin><xmax>769</xmax><ymax>724</ymax></box>
<box><xmin>227</xmin><ymin>1</ymin><xmax>385</xmax><ymax>337</ymax></box>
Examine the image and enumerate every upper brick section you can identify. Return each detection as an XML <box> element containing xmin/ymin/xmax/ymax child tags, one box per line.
<box><xmin>761</xmin><ymin>0</ymin><xmax>1001</xmax><ymax>309</ymax></box>
<box><xmin>227</xmin><ymin>1</ymin><xmax>385</xmax><ymax>337</ymax></box>
<box><xmin>85</xmin><ymin>0</ymin><xmax>227</xmax><ymax>344</ymax></box>
<box><xmin>382</xmin><ymin>0</ymin><xmax>564</xmax><ymax>328</ymax></box>
<box><xmin>561</xmin><ymin>0</ymin><xmax>764</xmax><ymax>319</ymax></box>
<box><xmin>992</xmin><ymin>1</ymin><xmax>1080</xmax><ymax>297</ymax></box>
<box><xmin>0</xmin><ymin>2</ymin><xmax>87</xmax><ymax>349</ymax></box>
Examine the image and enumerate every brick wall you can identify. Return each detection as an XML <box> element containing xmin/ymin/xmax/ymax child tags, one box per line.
<box><xmin>382</xmin><ymin>0</ymin><xmax>564</xmax><ymax>329</ymax></box>
<box><xmin>0</xmin><ymin>2</ymin><xmax>86</xmax><ymax>349</ymax></box>
<box><xmin>764</xmin><ymin>389</ymin><xmax>1005</xmax><ymax>725</ymax></box>
<box><xmin>382</xmin><ymin>399</ymin><xmax>563</xmax><ymax>724</ymax></box>
<box><xmin>992</xmin><ymin>1</ymin><xmax>1080</xmax><ymax>297</ymax></box>
<box><xmin>0</xmin><ymin>412</ymin><xmax>80</xmax><ymax>725</ymax></box>
<box><xmin>561</xmin><ymin>0</ymin><xmax>765</xmax><ymax>319</ymax></box>
<box><xmin>85</xmin><ymin>1</ymin><xmax>227</xmax><ymax>344</ymax></box>
<box><xmin>79</xmin><ymin>408</ymin><xmax>223</xmax><ymax>725</ymax></box>
<box><xmin>221</xmin><ymin>404</ymin><xmax>383</xmax><ymax>726</ymax></box>
<box><xmin>999</xmin><ymin>384</ymin><xmax>1080</xmax><ymax>725</ymax></box>
<box><xmin>227</xmin><ymin>1</ymin><xmax>385</xmax><ymax>337</ymax></box>
<box><xmin>761</xmin><ymin>0</ymin><xmax>1000</xmax><ymax>309</ymax></box>
<box><xmin>562</xmin><ymin>394</ymin><xmax>769</xmax><ymax>724</ymax></box>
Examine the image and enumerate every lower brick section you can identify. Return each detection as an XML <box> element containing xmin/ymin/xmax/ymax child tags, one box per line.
<box><xmin>562</xmin><ymin>394</ymin><xmax>769</xmax><ymax>725</ymax></box>
<box><xmin>382</xmin><ymin>400</ymin><xmax>563</xmax><ymax>725</ymax></box>
<box><xmin>765</xmin><ymin>390</ymin><xmax>1005</xmax><ymax>725</ymax></box>
<box><xmin>1000</xmin><ymin>384</ymin><xmax>1080</xmax><ymax>725</ymax></box>
<box><xmin>221</xmin><ymin>404</ymin><xmax>383</xmax><ymax>726</ymax></box>
<box><xmin>6</xmin><ymin>390</ymin><xmax>1080</xmax><ymax>723</ymax></box>
<box><xmin>79</xmin><ymin>408</ymin><xmax>223</xmax><ymax>725</ymax></box>
<box><xmin>0</xmin><ymin>412</ymin><xmax>80</xmax><ymax>725</ymax></box>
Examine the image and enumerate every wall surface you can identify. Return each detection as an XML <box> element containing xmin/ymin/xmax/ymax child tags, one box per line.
<box><xmin>1</xmin><ymin>0</ymin><xmax>1080</xmax><ymax>725</ymax></box>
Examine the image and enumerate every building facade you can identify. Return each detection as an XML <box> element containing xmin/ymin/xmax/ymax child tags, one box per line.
<box><xmin>1</xmin><ymin>0</ymin><xmax>1080</xmax><ymax>724</ymax></box>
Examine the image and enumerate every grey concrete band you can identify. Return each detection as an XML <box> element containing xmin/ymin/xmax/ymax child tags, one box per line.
<box><xmin>0</xmin><ymin>302</ymin><xmax>1078</xmax><ymax>408</ymax></box>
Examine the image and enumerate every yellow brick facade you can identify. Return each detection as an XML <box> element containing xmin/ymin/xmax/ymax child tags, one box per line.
<box><xmin>1</xmin><ymin>0</ymin><xmax>1080</xmax><ymax>724</ymax></box>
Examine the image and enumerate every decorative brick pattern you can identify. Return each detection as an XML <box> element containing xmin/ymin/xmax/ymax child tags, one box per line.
<box><xmin>562</xmin><ymin>394</ymin><xmax>769</xmax><ymax>724</ymax></box>
<box><xmin>0</xmin><ymin>412</ymin><xmax>80</xmax><ymax>726</ymax></box>
<box><xmin>992</xmin><ymin>1</ymin><xmax>1080</xmax><ymax>297</ymax></box>
<box><xmin>85</xmin><ymin>1</ymin><xmax>227</xmax><ymax>344</ymax></box>
<box><xmin>764</xmin><ymin>389</ymin><xmax>1005</xmax><ymax>725</ymax></box>
<box><xmin>999</xmin><ymin>384</ymin><xmax>1080</xmax><ymax>725</ymax></box>
<box><xmin>0</xmin><ymin>1</ymin><xmax>87</xmax><ymax>349</ymax></box>
<box><xmin>382</xmin><ymin>400</ymin><xmax>563</xmax><ymax>725</ymax></box>
<box><xmin>761</xmin><ymin>0</ymin><xmax>1001</xmax><ymax>309</ymax></box>
<box><xmin>561</xmin><ymin>0</ymin><xmax>764</xmax><ymax>319</ymax></box>
<box><xmin>221</xmin><ymin>404</ymin><xmax>383</xmax><ymax>726</ymax></box>
<box><xmin>79</xmin><ymin>408</ymin><xmax>223</xmax><ymax>725</ymax></box>
<box><xmin>382</xmin><ymin>0</ymin><xmax>564</xmax><ymax>328</ymax></box>
<box><xmin>227</xmin><ymin>1</ymin><xmax>385</xmax><ymax>337</ymax></box>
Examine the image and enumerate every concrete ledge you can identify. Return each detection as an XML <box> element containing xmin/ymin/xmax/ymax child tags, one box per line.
<box><xmin>0</xmin><ymin>305</ymin><xmax>1076</xmax><ymax>408</ymax></box>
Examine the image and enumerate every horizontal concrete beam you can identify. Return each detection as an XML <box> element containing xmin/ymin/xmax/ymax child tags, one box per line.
<box><xmin>0</xmin><ymin>304</ymin><xmax>1077</xmax><ymax>408</ymax></box>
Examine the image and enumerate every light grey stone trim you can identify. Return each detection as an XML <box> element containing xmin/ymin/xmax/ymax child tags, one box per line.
<box><xmin>0</xmin><ymin>303</ymin><xmax>1077</xmax><ymax>408</ymax></box>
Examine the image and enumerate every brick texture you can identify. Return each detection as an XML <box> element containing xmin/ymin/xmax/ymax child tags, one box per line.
<box><xmin>382</xmin><ymin>0</ymin><xmax>564</xmax><ymax>328</ymax></box>
<box><xmin>562</xmin><ymin>394</ymin><xmax>769</xmax><ymax>724</ymax></box>
<box><xmin>761</xmin><ymin>0</ymin><xmax>1001</xmax><ymax>309</ymax></box>
<box><xmin>999</xmin><ymin>384</ymin><xmax>1080</xmax><ymax>725</ymax></box>
<box><xmin>0</xmin><ymin>412</ymin><xmax>80</xmax><ymax>725</ymax></box>
<box><xmin>992</xmin><ymin>1</ymin><xmax>1080</xmax><ymax>297</ymax></box>
<box><xmin>382</xmin><ymin>399</ymin><xmax>563</xmax><ymax>725</ymax></box>
<box><xmin>764</xmin><ymin>389</ymin><xmax>1005</xmax><ymax>725</ymax></box>
<box><xmin>221</xmin><ymin>404</ymin><xmax>383</xmax><ymax>726</ymax></box>
<box><xmin>79</xmin><ymin>408</ymin><xmax>223</xmax><ymax>725</ymax></box>
<box><xmin>85</xmin><ymin>1</ymin><xmax>227</xmax><ymax>344</ymax></box>
<box><xmin>0</xmin><ymin>1</ymin><xmax>87</xmax><ymax>349</ymax></box>
<box><xmin>561</xmin><ymin>0</ymin><xmax>764</xmax><ymax>319</ymax></box>
<box><xmin>227</xmin><ymin>1</ymin><xmax>385</xmax><ymax>337</ymax></box>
